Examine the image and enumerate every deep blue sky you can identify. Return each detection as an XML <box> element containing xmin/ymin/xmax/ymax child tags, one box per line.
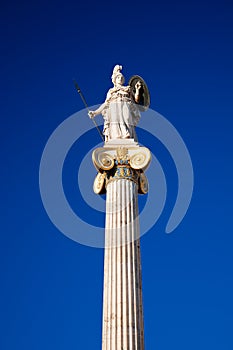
<box><xmin>1</xmin><ymin>0</ymin><xmax>233</xmax><ymax>349</ymax></box>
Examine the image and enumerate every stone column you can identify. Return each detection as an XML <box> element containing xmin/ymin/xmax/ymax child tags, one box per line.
<box><xmin>92</xmin><ymin>144</ymin><xmax>151</xmax><ymax>350</ymax></box>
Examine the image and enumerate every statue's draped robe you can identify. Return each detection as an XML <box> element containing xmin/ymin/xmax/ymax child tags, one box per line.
<box><xmin>102</xmin><ymin>86</ymin><xmax>140</xmax><ymax>141</ymax></box>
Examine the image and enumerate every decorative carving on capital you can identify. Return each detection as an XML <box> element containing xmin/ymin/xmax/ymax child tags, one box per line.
<box><xmin>106</xmin><ymin>165</ymin><xmax>139</xmax><ymax>187</ymax></box>
<box><xmin>115</xmin><ymin>147</ymin><xmax>129</xmax><ymax>164</ymax></box>
<box><xmin>93</xmin><ymin>146</ymin><xmax>151</xmax><ymax>171</ymax></box>
<box><xmin>92</xmin><ymin>145</ymin><xmax>151</xmax><ymax>194</ymax></box>
<box><xmin>138</xmin><ymin>172</ymin><xmax>149</xmax><ymax>194</ymax></box>
<box><xmin>130</xmin><ymin>148</ymin><xmax>151</xmax><ymax>170</ymax></box>
<box><xmin>92</xmin><ymin>149</ymin><xmax>115</xmax><ymax>171</ymax></box>
<box><xmin>93</xmin><ymin>172</ymin><xmax>107</xmax><ymax>194</ymax></box>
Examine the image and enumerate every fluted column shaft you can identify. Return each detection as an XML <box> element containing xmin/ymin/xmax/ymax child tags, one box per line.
<box><xmin>102</xmin><ymin>179</ymin><xmax>144</xmax><ymax>350</ymax></box>
<box><xmin>92</xmin><ymin>145</ymin><xmax>150</xmax><ymax>350</ymax></box>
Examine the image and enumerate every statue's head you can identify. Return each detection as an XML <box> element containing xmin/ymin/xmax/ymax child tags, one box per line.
<box><xmin>111</xmin><ymin>65</ymin><xmax>125</xmax><ymax>86</ymax></box>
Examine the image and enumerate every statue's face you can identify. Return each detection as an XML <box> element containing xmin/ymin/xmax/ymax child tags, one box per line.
<box><xmin>115</xmin><ymin>74</ymin><xmax>124</xmax><ymax>85</ymax></box>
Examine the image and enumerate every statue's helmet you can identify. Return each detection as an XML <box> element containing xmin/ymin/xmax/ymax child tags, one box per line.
<box><xmin>111</xmin><ymin>64</ymin><xmax>125</xmax><ymax>85</ymax></box>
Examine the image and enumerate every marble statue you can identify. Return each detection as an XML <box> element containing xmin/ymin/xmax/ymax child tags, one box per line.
<box><xmin>88</xmin><ymin>65</ymin><xmax>144</xmax><ymax>142</ymax></box>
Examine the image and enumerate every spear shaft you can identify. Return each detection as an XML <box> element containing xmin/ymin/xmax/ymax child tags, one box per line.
<box><xmin>73</xmin><ymin>80</ymin><xmax>104</xmax><ymax>141</ymax></box>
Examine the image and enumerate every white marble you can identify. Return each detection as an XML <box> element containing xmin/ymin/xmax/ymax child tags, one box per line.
<box><xmin>104</xmin><ymin>138</ymin><xmax>139</xmax><ymax>148</ymax></box>
<box><xmin>102</xmin><ymin>179</ymin><xmax>144</xmax><ymax>350</ymax></box>
<box><xmin>92</xmin><ymin>144</ymin><xmax>151</xmax><ymax>350</ymax></box>
<box><xmin>88</xmin><ymin>65</ymin><xmax>143</xmax><ymax>142</ymax></box>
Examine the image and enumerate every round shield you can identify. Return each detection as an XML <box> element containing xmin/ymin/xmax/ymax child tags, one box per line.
<box><xmin>128</xmin><ymin>75</ymin><xmax>150</xmax><ymax>111</ymax></box>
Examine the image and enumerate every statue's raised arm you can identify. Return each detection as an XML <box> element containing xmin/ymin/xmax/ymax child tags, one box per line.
<box><xmin>89</xmin><ymin>65</ymin><xmax>150</xmax><ymax>143</ymax></box>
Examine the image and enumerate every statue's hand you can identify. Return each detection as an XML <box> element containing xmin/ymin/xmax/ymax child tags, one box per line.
<box><xmin>135</xmin><ymin>81</ymin><xmax>142</xmax><ymax>91</ymax></box>
<box><xmin>88</xmin><ymin>111</ymin><xmax>95</xmax><ymax>119</ymax></box>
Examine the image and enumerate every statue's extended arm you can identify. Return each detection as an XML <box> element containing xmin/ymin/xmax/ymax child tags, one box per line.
<box><xmin>88</xmin><ymin>89</ymin><xmax>112</xmax><ymax>119</ymax></box>
<box><xmin>88</xmin><ymin>102</ymin><xmax>106</xmax><ymax>118</ymax></box>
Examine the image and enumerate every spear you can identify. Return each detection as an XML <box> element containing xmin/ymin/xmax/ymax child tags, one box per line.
<box><xmin>73</xmin><ymin>79</ymin><xmax>104</xmax><ymax>141</ymax></box>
